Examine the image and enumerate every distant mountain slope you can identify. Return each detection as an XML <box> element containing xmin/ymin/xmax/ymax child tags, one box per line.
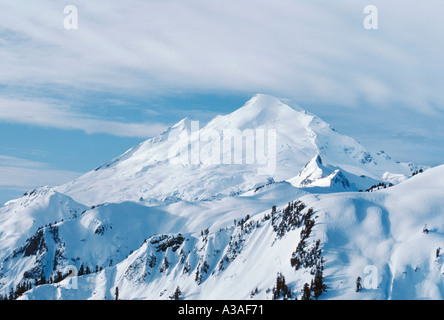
<box><xmin>286</xmin><ymin>154</ymin><xmax>383</xmax><ymax>192</ymax></box>
<box><xmin>56</xmin><ymin>94</ymin><xmax>416</xmax><ymax>206</ymax></box>
<box><xmin>0</xmin><ymin>187</ymin><xmax>87</xmax><ymax>255</ymax></box>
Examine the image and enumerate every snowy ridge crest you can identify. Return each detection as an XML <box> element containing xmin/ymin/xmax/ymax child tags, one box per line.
<box><xmin>0</xmin><ymin>95</ymin><xmax>442</xmax><ymax>300</ymax></box>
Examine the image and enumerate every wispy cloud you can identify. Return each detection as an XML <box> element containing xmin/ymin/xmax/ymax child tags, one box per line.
<box><xmin>0</xmin><ymin>155</ymin><xmax>81</xmax><ymax>190</ymax></box>
<box><xmin>0</xmin><ymin>0</ymin><xmax>444</xmax><ymax>167</ymax></box>
<box><xmin>0</xmin><ymin>0</ymin><xmax>443</xmax><ymax>112</ymax></box>
<box><xmin>0</xmin><ymin>98</ymin><xmax>167</xmax><ymax>138</ymax></box>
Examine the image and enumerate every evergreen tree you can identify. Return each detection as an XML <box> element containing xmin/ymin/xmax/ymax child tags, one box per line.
<box><xmin>272</xmin><ymin>272</ymin><xmax>292</xmax><ymax>300</ymax></box>
<box><xmin>54</xmin><ymin>271</ymin><xmax>63</xmax><ymax>283</ymax></box>
<box><xmin>115</xmin><ymin>286</ymin><xmax>119</xmax><ymax>300</ymax></box>
<box><xmin>311</xmin><ymin>263</ymin><xmax>327</xmax><ymax>299</ymax></box>
<box><xmin>301</xmin><ymin>283</ymin><xmax>311</xmax><ymax>300</ymax></box>
<box><xmin>356</xmin><ymin>276</ymin><xmax>362</xmax><ymax>292</ymax></box>
<box><xmin>9</xmin><ymin>288</ymin><xmax>15</xmax><ymax>301</ymax></box>
<box><xmin>14</xmin><ymin>282</ymin><xmax>27</xmax><ymax>297</ymax></box>
<box><xmin>78</xmin><ymin>264</ymin><xmax>85</xmax><ymax>276</ymax></box>
<box><xmin>170</xmin><ymin>286</ymin><xmax>182</xmax><ymax>300</ymax></box>
<box><xmin>250</xmin><ymin>287</ymin><xmax>259</xmax><ymax>298</ymax></box>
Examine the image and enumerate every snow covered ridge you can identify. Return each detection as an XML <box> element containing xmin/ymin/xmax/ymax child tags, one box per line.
<box><xmin>55</xmin><ymin>94</ymin><xmax>423</xmax><ymax>206</ymax></box>
<box><xmin>1</xmin><ymin>198</ymin><xmax>326</xmax><ymax>300</ymax></box>
<box><xmin>0</xmin><ymin>94</ymin><xmax>442</xmax><ymax>300</ymax></box>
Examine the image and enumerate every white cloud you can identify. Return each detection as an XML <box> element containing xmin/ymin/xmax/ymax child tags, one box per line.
<box><xmin>0</xmin><ymin>0</ymin><xmax>444</xmax><ymax>167</ymax></box>
<box><xmin>0</xmin><ymin>155</ymin><xmax>81</xmax><ymax>190</ymax></box>
<box><xmin>0</xmin><ymin>98</ymin><xmax>167</xmax><ymax>138</ymax></box>
<box><xmin>0</xmin><ymin>0</ymin><xmax>443</xmax><ymax>112</ymax></box>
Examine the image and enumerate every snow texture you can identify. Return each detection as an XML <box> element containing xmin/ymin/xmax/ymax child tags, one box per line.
<box><xmin>0</xmin><ymin>95</ymin><xmax>442</xmax><ymax>300</ymax></box>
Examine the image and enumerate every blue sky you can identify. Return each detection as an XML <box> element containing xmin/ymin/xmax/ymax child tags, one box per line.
<box><xmin>1</xmin><ymin>0</ymin><xmax>444</xmax><ymax>204</ymax></box>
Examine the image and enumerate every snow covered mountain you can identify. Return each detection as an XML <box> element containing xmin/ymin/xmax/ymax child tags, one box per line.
<box><xmin>286</xmin><ymin>154</ymin><xmax>383</xmax><ymax>192</ymax></box>
<box><xmin>0</xmin><ymin>94</ymin><xmax>441</xmax><ymax>300</ymax></box>
<box><xmin>56</xmin><ymin>94</ymin><xmax>417</xmax><ymax>206</ymax></box>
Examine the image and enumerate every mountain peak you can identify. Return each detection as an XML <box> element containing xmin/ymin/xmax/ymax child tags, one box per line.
<box><xmin>204</xmin><ymin>94</ymin><xmax>307</xmax><ymax>132</ymax></box>
<box><xmin>287</xmin><ymin>153</ymin><xmax>383</xmax><ymax>192</ymax></box>
<box><xmin>240</xmin><ymin>94</ymin><xmax>301</xmax><ymax>114</ymax></box>
<box><xmin>159</xmin><ymin>117</ymin><xmax>193</xmax><ymax>135</ymax></box>
<box><xmin>172</xmin><ymin>117</ymin><xmax>192</xmax><ymax>129</ymax></box>
<box><xmin>56</xmin><ymin>95</ymin><xmax>415</xmax><ymax>205</ymax></box>
<box><xmin>313</xmin><ymin>154</ymin><xmax>323</xmax><ymax>166</ymax></box>
<box><xmin>245</xmin><ymin>93</ymin><xmax>285</xmax><ymax>107</ymax></box>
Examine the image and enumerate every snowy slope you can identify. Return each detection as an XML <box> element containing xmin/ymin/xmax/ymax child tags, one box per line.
<box><xmin>1</xmin><ymin>165</ymin><xmax>441</xmax><ymax>300</ymax></box>
<box><xmin>287</xmin><ymin>154</ymin><xmax>382</xmax><ymax>192</ymax></box>
<box><xmin>0</xmin><ymin>181</ymin><xmax>306</xmax><ymax>297</ymax></box>
<box><xmin>0</xmin><ymin>187</ymin><xmax>87</xmax><ymax>256</ymax></box>
<box><xmin>55</xmin><ymin>94</ymin><xmax>416</xmax><ymax>206</ymax></box>
<box><xmin>0</xmin><ymin>94</ymin><xmax>440</xmax><ymax>301</ymax></box>
<box><xmin>309</xmin><ymin>165</ymin><xmax>444</xmax><ymax>299</ymax></box>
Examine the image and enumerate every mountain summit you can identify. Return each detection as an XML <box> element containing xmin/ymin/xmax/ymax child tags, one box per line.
<box><xmin>0</xmin><ymin>94</ymin><xmax>442</xmax><ymax>301</ymax></box>
<box><xmin>57</xmin><ymin>94</ymin><xmax>415</xmax><ymax>206</ymax></box>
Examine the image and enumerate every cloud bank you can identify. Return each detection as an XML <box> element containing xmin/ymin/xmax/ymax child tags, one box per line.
<box><xmin>0</xmin><ymin>0</ymin><xmax>443</xmax><ymax>112</ymax></box>
<box><xmin>0</xmin><ymin>0</ymin><xmax>443</xmax><ymax>168</ymax></box>
<box><xmin>0</xmin><ymin>155</ymin><xmax>80</xmax><ymax>192</ymax></box>
<box><xmin>0</xmin><ymin>98</ymin><xmax>167</xmax><ymax>137</ymax></box>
